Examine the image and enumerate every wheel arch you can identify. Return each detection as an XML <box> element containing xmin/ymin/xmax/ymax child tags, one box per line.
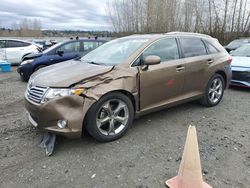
<box><xmin>215</xmin><ymin>70</ymin><xmax>227</xmax><ymax>87</ymax></box>
<box><xmin>82</xmin><ymin>89</ymin><xmax>137</xmax><ymax>136</ymax></box>
<box><xmin>89</xmin><ymin>89</ymin><xmax>137</xmax><ymax>115</ymax></box>
<box><xmin>33</xmin><ymin>63</ymin><xmax>47</xmax><ymax>72</ymax></box>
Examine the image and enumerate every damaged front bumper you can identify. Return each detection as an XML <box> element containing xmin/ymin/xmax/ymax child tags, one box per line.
<box><xmin>24</xmin><ymin>95</ymin><xmax>85</xmax><ymax>139</ymax></box>
<box><xmin>231</xmin><ymin>69</ymin><xmax>250</xmax><ymax>88</ymax></box>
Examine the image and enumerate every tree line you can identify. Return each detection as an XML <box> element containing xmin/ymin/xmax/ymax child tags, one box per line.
<box><xmin>106</xmin><ymin>0</ymin><xmax>250</xmax><ymax>44</ymax></box>
<box><xmin>0</xmin><ymin>18</ymin><xmax>42</xmax><ymax>37</ymax></box>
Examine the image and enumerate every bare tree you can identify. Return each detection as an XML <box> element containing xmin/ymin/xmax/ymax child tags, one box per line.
<box><xmin>106</xmin><ymin>0</ymin><xmax>250</xmax><ymax>44</ymax></box>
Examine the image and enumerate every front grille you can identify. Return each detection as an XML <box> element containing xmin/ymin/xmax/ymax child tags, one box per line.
<box><xmin>26</xmin><ymin>86</ymin><xmax>47</xmax><ymax>104</ymax></box>
<box><xmin>232</xmin><ymin>71</ymin><xmax>250</xmax><ymax>82</ymax></box>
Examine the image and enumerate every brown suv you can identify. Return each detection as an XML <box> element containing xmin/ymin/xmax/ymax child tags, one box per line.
<box><xmin>24</xmin><ymin>32</ymin><xmax>232</xmax><ymax>142</ymax></box>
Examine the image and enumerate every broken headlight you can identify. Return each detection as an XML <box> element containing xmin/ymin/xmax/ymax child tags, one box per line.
<box><xmin>21</xmin><ymin>59</ymin><xmax>34</xmax><ymax>65</ymax></box>
<box><xmin>41</xmin><ymin>88</ymin><xmax>85</xmax><ymax>103</ymax></box>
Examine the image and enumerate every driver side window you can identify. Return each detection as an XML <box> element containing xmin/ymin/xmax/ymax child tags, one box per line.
<box><xmin>143</xmin><ymin>38</ymin><xmax>180</xmax><ymax>62</ymax></box>
<box><xmin>57</xmin><ymin>42</ymin><xmax>80</xmax><ymax>54</ymax></box>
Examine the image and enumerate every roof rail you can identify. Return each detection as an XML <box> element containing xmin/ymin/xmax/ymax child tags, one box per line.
<box><xmin>165</xmin><ymin>31</ymin><xmax>212</xmax><ymax>38</ymax></box>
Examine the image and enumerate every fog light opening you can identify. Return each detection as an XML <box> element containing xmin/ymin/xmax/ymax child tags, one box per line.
<box><xmin>57</xmin><ymin>120</ymin><xmax>67</xmax><ymax>129</ymax></box>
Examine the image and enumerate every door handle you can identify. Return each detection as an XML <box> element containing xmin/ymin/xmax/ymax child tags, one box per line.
<box><xmin>207</xmin><ymin>59</ymin><xmax>214</xmax><ymax>65</ymax></box>
<box><xmin>176</xmin><ymin>65</ymin><xmax>185</xmax><ymax>72</ymax></box>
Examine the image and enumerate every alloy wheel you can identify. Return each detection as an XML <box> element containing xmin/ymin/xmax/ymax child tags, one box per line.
<box><xmin>208</xmin><ymin>78</ymin><xmax>223</xmax><ymax>104</ymax></box>
<box><xmin>96</xmin><ymin>99</ymin><xmax>129</xmax><ymax>136</ymax></box>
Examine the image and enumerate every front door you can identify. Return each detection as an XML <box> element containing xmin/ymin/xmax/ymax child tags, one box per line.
<box><xmin>49</xmin><ymin>41</ymin><xmax>81</xmax><ymax>65</ymax></box>
<box><xmin>139</xmin><ymin>38</ymin><xmax>186</xmax><ymax>110</ymax></box>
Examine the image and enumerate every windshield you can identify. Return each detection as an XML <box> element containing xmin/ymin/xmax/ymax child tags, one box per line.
<box><xmin>227</xmin><ymin>39</ymin><xmax>248</xmax><ymax>49</ymax></box>
<box><xmin>231</xmin><ymin>45</ymin><xmax>250</xmax><ymax>57</ymax></box>
<box><xmin>81</xmin><ymin>38</ymin><xmax>148</xmax><ymax>65</ymax></box>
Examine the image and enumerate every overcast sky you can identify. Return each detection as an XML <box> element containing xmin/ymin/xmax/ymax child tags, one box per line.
<box><xmin>0</xmin><ymin>0</ymin><xmax>112</xmax><ymax>30</ymax></box>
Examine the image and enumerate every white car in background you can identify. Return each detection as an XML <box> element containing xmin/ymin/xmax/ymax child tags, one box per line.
<box><xmin>230</xmin><ymin>44</ymin><xmax>250</xmax><ymax>88</ymax></box>
<box><xmin>0</xmin><ymin>39</ymin><xmax>41</xmax><ymax>65</ymax></box>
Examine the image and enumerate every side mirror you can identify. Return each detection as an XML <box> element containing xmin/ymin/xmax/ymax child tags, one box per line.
<box><xmin>143</xmin><ymin>55</ymin><xmax>161</xmax><ymax>65</ymax></box>
<box><xmin>57</xmin><ymin>50</ymin><xmax>64</xmax><ymax>56</ymax></box>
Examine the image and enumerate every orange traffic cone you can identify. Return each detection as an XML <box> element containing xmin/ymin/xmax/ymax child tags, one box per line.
<box><xmin>165</xmin><ymin>125</ymin><xmax>212</xmax><ymax>188</ymax></box>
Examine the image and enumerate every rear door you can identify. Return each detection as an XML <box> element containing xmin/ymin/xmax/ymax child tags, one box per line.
<box><xmin>47</xmin><ymin>41</ymin><xmax>81</xmax><ymax>65</ymax></box>
<box><xmin>179</xmin><ymin>37</ymin><xmax>211</xmax><ymax>94</ymax></box>
<box><xmin>139</xmin><ymin>38</ymin><xmax>186</xmax><ymax>110</ymax></box>
<box><xmin>5</xmin><ymin>40</ymin><xmax>31</xmax><ymax>63</ymax></box>
<box><xmin>0</xmin><ymin>40</ymin><xmax>7</xmax><ymax>60</ymax></box>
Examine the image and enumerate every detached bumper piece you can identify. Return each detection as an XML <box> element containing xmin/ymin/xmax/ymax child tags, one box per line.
<box><xmin>39</xmin><ymin>132</ymin><xmax>56</xmax><ymax>156</ymax></box>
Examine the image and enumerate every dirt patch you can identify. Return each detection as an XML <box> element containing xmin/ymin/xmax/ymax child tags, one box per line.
<box><xmin>0</xmin><ymin>67</ymin><xmax>249</xmax><ymax>188</ymax></box>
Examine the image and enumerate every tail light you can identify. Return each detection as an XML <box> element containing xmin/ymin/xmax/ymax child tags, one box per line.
<box><xmin>227</xmin><ymin>56</ymin><xmax>232</xmax><ymax>65</ymax></box>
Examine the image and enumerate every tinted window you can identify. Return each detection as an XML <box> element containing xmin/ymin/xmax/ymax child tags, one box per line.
<box><xmin>181</xmin><ymin>38</ymin><xmax>207</xmax><ymax>57</ymax></box>
<box><xmin>0</xmin><ymin>40</ymin><xmax>6</xmax><ymax>48</ymax></box>
<box><xmin>143</xmin><ymin>38</ymin><xmax>179</xmax><ymax>62</ymax></box>
<box><xmin>57</xmin><ymin>41</ymin><xmax>80</xmax><ymax>53</ymax></box>
<box><xmin>84</xmin><ymin>41</ymin><xmax>98</xmax><ymax>51</ymax></box>
<box><xmin>205</xmin><ymin>41</ymin><xmax>219</xmax><ymax>54</ymax></box>
<box><xmin>7</xmin><ymin>40</ymin><xmax>30</xmax><ymax>48</ymax></box>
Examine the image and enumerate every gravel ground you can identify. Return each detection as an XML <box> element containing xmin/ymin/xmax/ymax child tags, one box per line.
<box><xmin>0</xmin><ymin>67</ymin><xmax>249</xmax><ymax>188</ymax></box>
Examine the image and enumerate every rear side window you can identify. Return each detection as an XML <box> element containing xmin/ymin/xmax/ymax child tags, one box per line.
<box><xmin>0</xmin><ymin>40</ymin><xmax>6</xmax><ymax>48</ymax></box>
<box><xmin>204</xmin><ymin>41</ymin><xmax>219</xmax><ymax>54</ymax></box>
<box><xmin>143</xmin><ymin>38</ymin><xmax>180</xmax><ymax>62</ymax></box>
<box><xmin>7</xmin><ymin>40</ymin><xmax>30</xmax><ymax>48</ymax></box>
<box><xmin>180</xmin><ymin>38</ymin><xmax>207</xmax><ymax>57</ymax></box>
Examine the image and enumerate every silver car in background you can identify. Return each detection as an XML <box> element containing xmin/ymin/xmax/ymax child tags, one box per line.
<box><xmin>0</xmin><ymin>39</ymin><xmax>40</xmax><ymax>65</ymax></box>
<box><xmin>231</xmin><ymin>44</ymin><xmax>250</xmax><ymax>87</ymax></box>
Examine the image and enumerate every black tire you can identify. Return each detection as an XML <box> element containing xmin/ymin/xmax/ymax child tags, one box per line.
<box><xmin>34</xmin><ymin>65</ymin><xmax>46</xmax><ymax>72</ymax></box>
<box><xmin>85</xmin><ymin>92</ymin><xmax>134</xmax><ymax>142</ymax></box>
<box><xmin>20</xmin><ymin>74</ymin><xmax>28</xmax><ymax>82</ymax></box>
<box><xmin>200</xmin><ymin>73</ymin><xmax>225</xmax><ymax>107</ymax></box>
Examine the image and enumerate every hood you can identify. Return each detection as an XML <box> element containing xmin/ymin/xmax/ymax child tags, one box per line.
<box><xmin>231</xmin><ymin>56</ymin><xmax>250</xmax><ymax>68</ymax></box>
<box><xmin>31</xmin><ymin>60</ymin><xmax>113</xmax><ymax>87</ymax></box>
<box><xmin>23</xmin><ymin>52</ymin><xmax>43</xmax><ymax>60</ymax></box>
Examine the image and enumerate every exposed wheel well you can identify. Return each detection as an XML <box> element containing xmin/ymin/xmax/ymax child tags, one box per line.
<box><xmin>108</xmin><ymin>90</ymin><xmax>136</xmax><ymax>112</ymax></box>
<box><xmin>215</xmin><ymin>71</ymin><xmax>227</xmax><ymax>87</ymax></box>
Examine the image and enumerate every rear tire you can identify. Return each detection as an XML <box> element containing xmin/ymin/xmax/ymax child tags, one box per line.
<box><xmin>85</xmin><ymin>92</ymin><xmax>134</xmax><ymax>142</ymax></box>
<box><xmin>200</xmin><ymin>73</ymin><xmax>225</xmax><ymax>107</ymax></box>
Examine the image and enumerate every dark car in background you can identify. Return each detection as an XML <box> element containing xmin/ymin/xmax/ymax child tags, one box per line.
<box><xmin>17</xmin><ymin>39</ymin><xmax>106</xmax><ymax>81</ymax></box>
<box><xmin>224</xmin><ymin>38</ymin><xmax>250</xmax><ymax>53</ymax></box>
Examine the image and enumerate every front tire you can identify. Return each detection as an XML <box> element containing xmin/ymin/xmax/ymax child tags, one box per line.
<box><xmin>200</xmin><ymin>73</ymin><xmax>225</xmax><ymax>107</ymax></box>
<box><xmin>85</xmin><ymin>92</ymin><xmax>134</xmax><ymax>142</ymax></box>
<box><xmin>34</xmin><ymin>65</ymin><xmax>46</xmax><ymax>72</ymax></box>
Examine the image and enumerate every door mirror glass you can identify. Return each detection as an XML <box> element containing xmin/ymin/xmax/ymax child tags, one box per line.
<box><xmin>57</xmin><ymin>50</ymin><xmax>64</xmax><ymax>56</ymax></box>
<box><xmin>143</xmin><ymin>55</ymin><xmax>161</xmax><ymax>65</ymax></box>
